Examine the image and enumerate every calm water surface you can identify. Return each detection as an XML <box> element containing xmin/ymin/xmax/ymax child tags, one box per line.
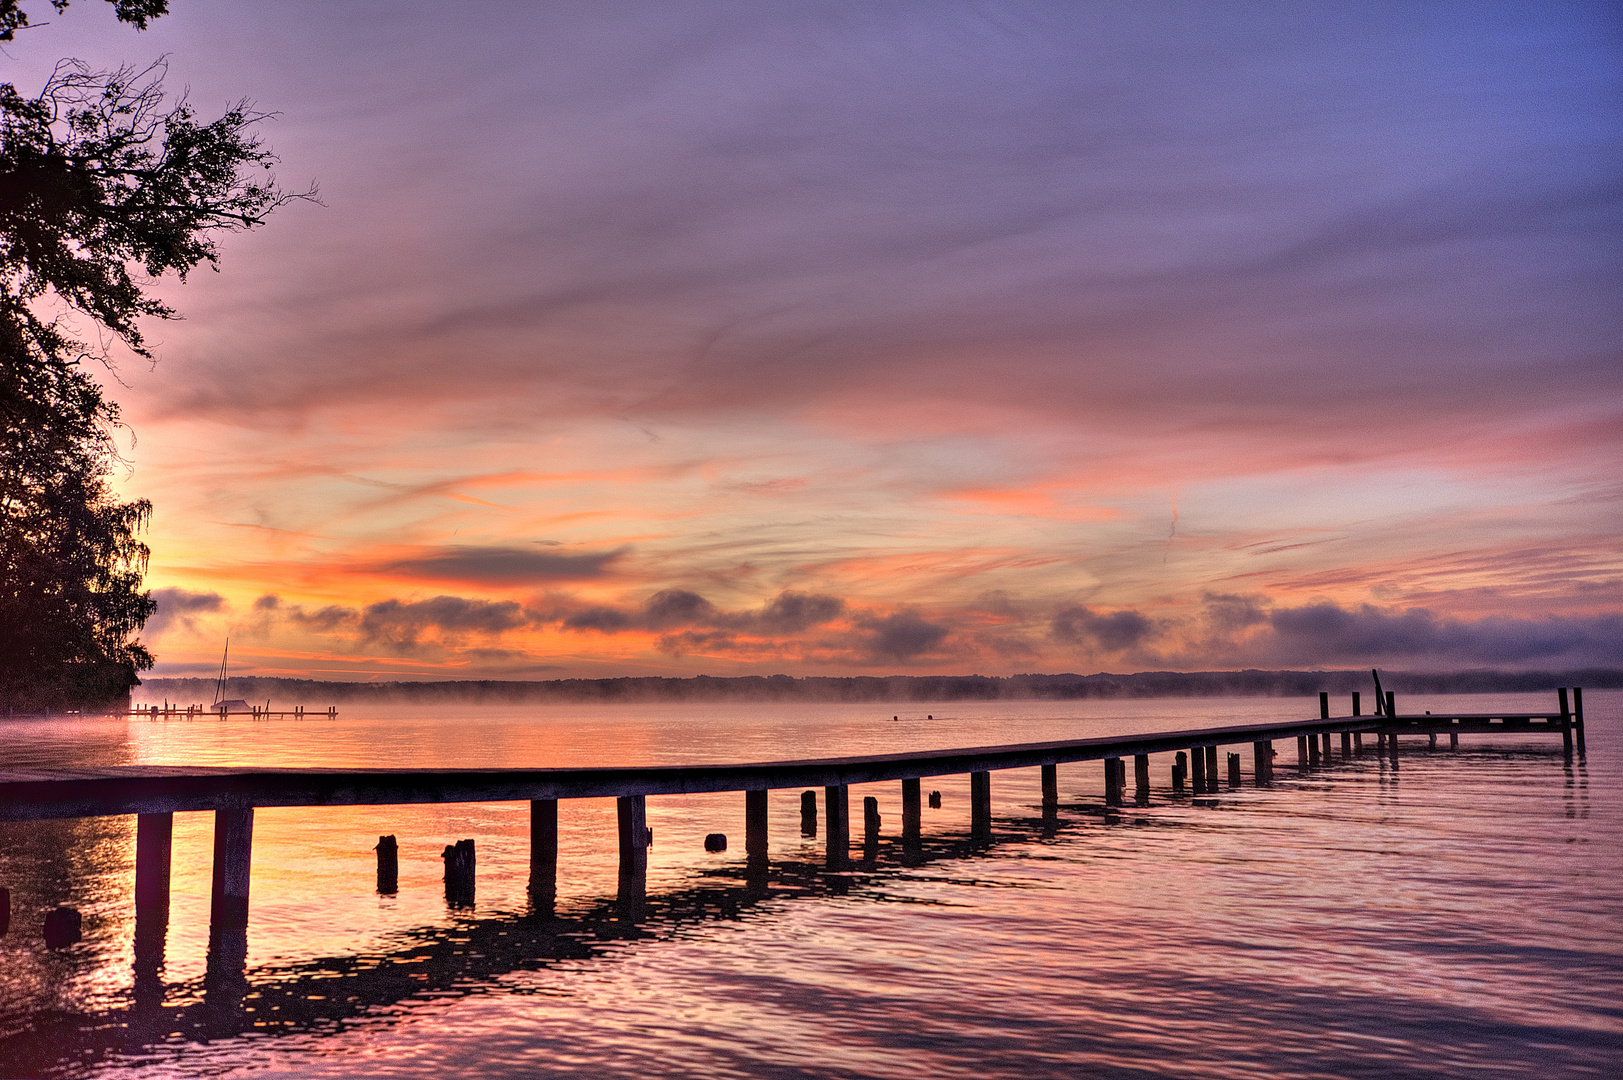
<box><xmin>0</xmin><ymin>693</ymin><xmax>1618</xmax><ymax>1078</ymax></box>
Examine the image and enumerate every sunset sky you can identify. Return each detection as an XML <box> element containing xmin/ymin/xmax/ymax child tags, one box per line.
<box><xmin>11</xmin><ymin>1</ymin><xmax>1621</xmax><ymax>680</ymax></box>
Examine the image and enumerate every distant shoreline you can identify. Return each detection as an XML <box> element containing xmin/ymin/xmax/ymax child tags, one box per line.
<box><xmin>132</xmin><ymin>668</ymin><xmax>1623</xmax><ymax>706</ymax></box>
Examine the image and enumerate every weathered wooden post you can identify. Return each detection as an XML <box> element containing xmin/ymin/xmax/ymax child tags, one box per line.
<box><xmin>1355</xmin><ymin>732</ymin><xmax>1364</xmax><ymax>752</ymax></box>
<box><xmin>1341</xmin><ymin>731</ymin><xmax>1352</xmax><ymax>756</ymax></box>
<box><xmin>970</xmin><ymin>771</ymin><xmax>992</xmax><ymax>841</ymax></box>
<box><xmin>617</xmin><ymin>795</ymin><xmax>648</xmax><ymax>915</ymax></box>
<box><xmin>902</xmin><ymin>778</ymin><xmax>922</xmax><ymax>850</ymax></box>
<box><xmin>800</xmin><ymin>790</ymin><xmax>817</xmax><ymax>837</ymax></box>
<box><xmin>1320</xmin><ymin>692</ymin><xmax>1330</xmax><ymax>721</ymax></box>
<box><xmin>1173</xmin><ymin>751</ymin><xmax>1187</xmax><ymax>794</ymax></box>
<box><xmin>928</xmin><ymin>789</ymin><xmax>942</xmax><ymax>808</ymax></box>
<box><xmin>1253</xmin><ymin>740</ymin><xmax>1272</xmax><ymax>784</ymax></box>
<box><xmin>0</xmin><ymin>886</ymin><xmax>9</xmax><ymax>935</ymax></box>
<box><xmin>530</xmin><ymin>799</ymin><xmax>558</xmax><ymax>912</ymax></box>
<box><xmin>1574</xmin><ymin>686</ymin><xmax>1586</xmax><ymax>755</ymax></box>
<box><xmin>135</xmin><ymin>812</ymin><xmax>174</xmax><ymax>933</ymax></box>
<box><xmin>825</xmin><ymin>785</ymin><xmax>849</xmax><ymax>869</ymax></box>
<box><xmin>1226</xmin><ymin>752</ymin><xmax>1241</xmax><ymax>787</ymax></box>
<box><xmin>1352</xmin><ymin>691</ymin><xmax>1361</xmax><ymax>716</ymax></box>
<box><xmin>1204</xmin><ymin>746</ymin><xmax>1219</xmax><ymax>792</ymax></box>
<box><xmin>1385</xmin><ymin>690</ymin><xmax>1396</xmax><ymax>719</ymax></box>
<box><xmin>863</xmin><ymin>796</ymin><xmax>881</xmax><ymax>854</ymax></box>
<box><xmin>1559</xmin><ymin>687</ymin><xmax>1573</xmax><ymax>755</ymax></box>
<box><xmin>1297</xmin><ymin>735</ymin><xmax>1309</xmax><ymax>767</ymax></box>
<box><xmin>1428</xmin><ymin>733</ymin><xmax>1437</xmax><ymax>749</ymax></box>
<box><xmin>1134</xmin><ymin>754</ymin><xmax>1150</xmax><ymax>805</ymax></box>
<box><xmin>1041</xmin><ymin>763</ymin><xmax>1058</xmax><ymax>809</ymax></box>
<box><xmin>1104</xmin><ymin>758</ymin><xmax>1122</xmax><ymax>806</ymax></box>
<box><xmin>745</xmin><ymin>789</ymin><xmax>769</xmax><ymax>868</ymax></box>
<box><xmin>442</xmin><ymin>839</ymin><xmax>476</xmax><ymax>907</ymax></box>
<box><xmin>1449</xmin><ymin>731</ymin><xmax>1458</xmax><ymax>750</ymax></box>
<box><xmin>43</xmin><ymin>907</ymin><xmax>83</xmax><ymax>948</ymax></box>
<box><xmin>374</xmin><ymin>834</ymin><xmax>398</xmax><ymax>895</ymax></box>
<box><xmin>1190</xmin><ymin>746</ymin><xmax>1206</xmax><ymax>790</ymax></box>
<box><xmin>209</xmin><ymin>807</ymin><xmax>254</xmax><ymax>931</ymax></box>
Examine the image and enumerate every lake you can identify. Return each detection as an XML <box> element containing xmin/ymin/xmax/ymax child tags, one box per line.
<box><xmin>0</xmin><ymin>692</ymin><xmax>1617</xmax><ymax>1078</ymax></box>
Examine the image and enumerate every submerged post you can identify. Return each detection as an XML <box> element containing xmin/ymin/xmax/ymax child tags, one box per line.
<box><xmin>902</xmin><ymin>778</ymin><xmax>922</xmax><ymax>850</ymax></box>
<box><xmin>863</xmin><ymin>796</ymin><xmax>881</xmax><ymax>853</ymax></box>
<box><xmin>210</xmin><ymin>807</ymin><xmax>254</xmax><ymax>931</ymax></box>
<box><xmin>1298</xmin><ymin>734</ymin><xmax>1310</xmax><ymax>767</ymax></box>
<box><xmin>745</xmin><ymin>789</ymin><xmax>768</xmax><ymax>867</ymax></box>
<box><xmin>1227</xmin><ymin>752</ymin><xmax>1241</xmax><ymax>787</ymax></box>
<box><xmin>1574</xmin><ymin>686</ymin><xmax>1586</xmax><ymax>755</ymax></box>
<box><xmin>825</xmin><ymin>785</ymin><xmax>849</xmax><ymax>868</ymax></box>
<box><xmin>1104</xmin><ymin>757</ymin><xmax>1123</xmax><ymax>806</ymax></box>
<box><xmin>1341</xmin><ymin>731</ymin><xmax>1352</xmax><ymax>756</ymax></box>
<box><xmin>1174</xmin><ymin>751</ymin><xmax>1187</xmax><ymax>794</ymax></box>
<box><xmin>1134</xmin><ymin>754</ymin><xmax>1150</xmax><ymax>805</ymax></box>
<box><xmin>530</xmin><ymin>799</ymin><xmax>558</xmax><ymax>911</ymax></box>
<box><xmin>617</xmin><ymin>795</ymin><xmax>648</xmax><ymax>916</ymax></box>
<box><xmin>1559</xmin><ymin>687</ymin><xmax>1573</xmax><ymax>755</ymax></box>
<box><xmin>800</xmin><ymin>790</ymin><xmax>817</xmax><ymax>837</ymax></box>
<box><xmin>1041</xmin><ymin>763</ymin><xmax>1058</xmax><ymax>809</ymax></box>
<box><xmin>1205</xmin><ymin>746</ymin><xmax>1219</xmax><ymax>792</ymax></box>
<box><xmin>375</xmin><ymin>834</ymin><xmax>398</xmax><ymax>895</ymax></box>
<box><xmin>1190</xmin><ymin>746</ymin><xmax>1206</xmax><ymax>791</ymax></box>
<box><xmin>970</xmin><ymin>771</ymin><xmax>992</xmax><ymax>841</ymax></box>
<box><xmin>135</xmin><ymin>812</ymin><xmax>174</xmax><ymax>928</ymax></box>
<box><xmin>1253</xmin><ymin>740</ymin><xmax>1272</xmax><ymax>784</ymax></box>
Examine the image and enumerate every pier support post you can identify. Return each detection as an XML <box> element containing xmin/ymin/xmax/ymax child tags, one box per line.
<box><xmin>1307</xmin><ymin>734</ymin><xmax>1321</xmax><ymax>766</ymax></box>
<box><xmin>617</xmin><ymin>795</ymin><xmax>648</xmax><ymax>917</ymax></box>
<box><xmin>1174</xmin><ymin>751</ymin><xmax>1187</xmax><ymax>794</ymax></box>
<box><xmin>863</xmin><ymin>796</ymin><xmax>881</xmax><ymax>854</ymax></box>
<box><xmin>902</xmin><ymin>778</ymin><xmax>921</xmax><ymax>850</ymax></box>
<box><xmin>1134</xmin><ymin>754</ymin><xmax>1150</xmax><ymax>805</ymax></box>
<box><xmin>801</xmin><ymin>790</ymin><xmax>817</xmax><ymax>836</ymax></box>
<box><xmin>375</xmin><ymin>834</ymin><xmax>398</xmax><ymax>895</ymax></box>
<box><xmin>1104</xmin><ymin>758</ymin><xmax>1122</xmax><ymax>806</ymax></box>
<box><xmin>1253</xmin><ymin>740</ymin><xmax>1272</xmax><ymax>784</ymax></box>
<box><xmin>1449</xmin><ymin>731</ymin><xmax>1458</xmax><ymax>750</ymax></box>
<box><xmin>1341</xmin><ymin>732</ymin><xmax>1352</xmax><ymax>756</ymax></box>
<box><xmin>1574</xmin><ymin>687</ymin><xmax>1585</xmax><ymax>755</ymax></box>
<box><xmin>1320</xmin><ymin>692</ymin><xmax>1330</xmax><ymax>720</ymax></box>
<box><xmin>209</xmin><ymin>808</ymin><xmax>254</xmax><ymax>931</ymax></box>
<box><xmin>1559</xmin><ymin>688</ymin><xmax>1573</xmax><ymax>755</ymax></box>
<box><xmin>134</xmin><ymin>812</ymin><xmax>173</xmax><ymax>994</ymax></box>
<box><xmin>1297</xmin><ymin>735</ymin><xmax>1309</xmax><ymax>767</ymax></box>
<box><xmin>1352</xmin><ymin>692</ymin><xmax>1361</xmax><ymax>716</ymax></box>
<box><xmin>1386</xmin><ymin>691</ymin><xmax>1396</xmax><ymax>719</ymax></box>
<box><xmin>825</xmin><ymin>785</ymin><xmax>849</xmax><ymax>868</ymax></box>
<box><xmin>530</xmin><ymin>799</ymin><xmax>558</xmax><ymax>912</ymax></box>
<box><xmin>1041</xmin><ymin>763</ymin><xmax>1058</xmax><ymax>809</ymax></box>
<box><xmin>970</xmin><ymin>771</ymin><xmax>992</xmax><ymax>841</ymax></box>
<box><xmin>1428</xmin><ymin>733</ymin><xmax>1437</xmax><ymax>749</ymax></box>
<box><xmin>1190</xmin><ymin>747</ymin><xmax>1206</xmax><ymax>791</ymax></box>
<box><xmin>1205</xmin><ymin>746</ymin><xmax>1219</xmax><ymax>792</ymax></box>
<box><xmin>1355</xmin><ymin>732</ymin><xmax>1363</xmax><ymax>752</ymax></box>
<box><xmin>745</xmin><ymin>789</ymin><xmax>769</xmax><ymax>867</ymax></box>
<box><xmin>1227</xmin><ymin>752</ymin><xmax>1241</xmax><ymax>787</ymax></box>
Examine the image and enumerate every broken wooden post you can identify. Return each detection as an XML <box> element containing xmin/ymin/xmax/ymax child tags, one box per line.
<box><xmin>1227</xmin><ymin>752</ymin><xmax>1241</xmax><ymax>787</ymax></box>
<box><xmin>704</xmin><ymin>833</ymin><xmax>727</xmax><ymax>852</ymax></box>
<box><xmin>210</xmin><ymin>807</ymin><xmax>254</xmax><ymax>930</ymax></box>
<box><xmin>442</xmin><ymin>838</ymin><xmax>476</xmax><ymax>907</ymax></box>
<box><xmin>1104</xmin><ymin>757</ymin><xmax>1123</xmax><ymax>806</ymax></box>
<box><xmin>1320</xmin><ymin>692</ymin><xmax>1330</xmax><ymax>720</ymax></box>
<box><xmin>530</xmin><ymin>799</ymin><xmax>558</xmax><ymax>912</ymax></box>
<box><xmin>1355</xmin><ymin>732</ymin><xmax>1364</xmax><ymax>752</ymax></box>
<box><xmin>1352</xmin><ymin>691</ymin><xmax>1361</xmax><ymax>716</ymax></box>
<box><xmin>902</xmin><ymin>778</ymin><xmax>922</xmax><ymax>850</ymax></box>
<box><xmin>1041</xmin><ymin>763</ymin><xmax>1058</xmax><ymax>809</ymax></box>
<box><xmin>825</xmin><ymin>785</ymin><xmax>849</xmax><ymax>869</ymax></box>
<box><xmin>1322</xmin><ymin>732</ymin><xmax>1334</xmax><ymax>759</ymax></box>
<box><xmin>1307</xmin><ymin>733</ymin><xmax>1320</xmax><ymax>766</ymax></box>
<box><xmin>1449</xmin><ymin>731</ymin><xmax>1458</xmax><ymax>750</ymax></box>
<box><xmin>1386</xmin><ymin>690</ymin><xmax>1396</xmax><ymax>719</ymax></box>
<box><xmin>745</xmin><ymin>789</ymin><xmax>768</xmax><ymax>867</ymax></box>
<box><xmin>43</xmin><ymin>906</ymin><xmax>82</xmax><ymax>949</ymax></box>
<box><xmin>1428</xmin><ymin>733</ymin><xmax>1437</xmax><ymax>749</ymax></box>
<box><xmin>1253</xmin><ymin>740</ymin><xmax>1272</xmax><ymax>784</ymax></box>
<box><xmin>1205</xmin><ymin>746</ymin><xmax>1219</xmax><ymax>792</ymax></box>
<box><xmin>1174</xmin><ymin>751</ymin><xmax>1187</xmax><ymax>794</ymax></box>
<box><xmin>1134</xmin><ymin>754</ymin><xmax>1150</xmax><ymax>805</ymax></box>
<box><xmin>1297</xmin><ymin>735</ymin><xmax>1309</xmax><ymax>767</ymax></box>
<box><xmin>970</xmin><ymin>771</ymin><xmax>992</xmax><ymax>841</ymax></box>
<box><xmin>374</xmin><ymin>834</ymin><xmax>398</xmax><ymax>895</ymax></box>
<box><xmin>863</xmin><ymin>796</ymin><xmax>881</xmax><ymax>851</ymax></box>
<box><xmin>617</xmin><ymin>795</ymin><xmax>648</xmax><ymax>915</ymax></box>
<box><xmin>800</xmin><ymin>790</ymin><xmax>817</xmax><ymax>837</ymax></box>
<box><xmin>1190</xmin><ymin>746</ymin><xmax>1206</xmax><ymax>790</ymax></box>
<box><xmin>1341</xmin><ymin>731</ymin><xmax>1352</xmax><ymax>756</ymax></box>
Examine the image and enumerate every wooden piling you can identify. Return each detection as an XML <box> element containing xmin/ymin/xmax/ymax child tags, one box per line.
<box><xmin>1227</xmin><ymin>752</ymin><xmax>1241</xmax><ymax>787</ymax></box>
<box><xmin>1559</xmin><ymin>688</ymin><xmax>1573</xmax><ymax>755</ymax></box>
<box><xmin>1297</xmin><ymin>735</ymin><xmax>1309</xmax><ymax>767</ymax></box>
<box><xmin>375</xmin><ymin>834</ymin><xmax>398</xmax><ymax>895</ymax></box>
<box><xmin>1428</xmin><ymin>733</ymin><xmax>1437</xmax><ymax>749</ymax></box>
<box><xmin>863</xmin><ymin>795</ymin><xmax>881</xmax><ymax>849</ymax></box>
<box><xmin>970</xmin><ymin>771</ymin><xmax>992</xmax><ymax>841</ymax></box>
<box><xmin>1191</xmin><ymin>746</ymin><xmax>1206</xmax><ymax>791</ymax></box>
<box><xmin>0</xmin><ymin>887</ymin><xmax>8</xmax><ymax>935</ymax></box>
<box><xmin>135</xmin><ymin>812</ymin><xmax>174</xmax><ymax>928</ymax></box>
<box><xmin>1205</xmin><ymin>745</ymin><xmax>1219</xmax><ymax>792</ymax></box>
<box><xmin>902</xmin><ymin>778</ymin><xmax>921</xmax><ymax>850</ymax></box>
<box><xmin>617</xmin><ymin>795</ymin><xmax>648</xmax><ymax>910</ymax></box>
<box><xmin>1352</xmin><ymin>691</ymin><xmax>1361</xmax><ymax>716</ymax></box>
<box><xmin>825</xmin><ymin>785</ymin><xmax>849</xmax><ymax>868</ymax></box>
<box><xmin>1134</xmin><ymin>754</ymin><xmax>1150</xmax><ymax>805</ymax></box>
<box><xmin>209</xmin><ymin>807</ymin><xmax>254</xmax><ymax>930</ymax></box>
<box><xmin>1341</xmin><ymin>731</ymin><xmax>1352</xmax><ymax>756</ymax></box>
<box><xmin>530</xmin><ymin>799</ymin><xmax>558</xmax><ymax>910</ymax></box>
<box><xmin>1104</xmin><ymin>757</ymin><xmax>1122</xmax><ymax>806</ymax></box>
<box><xmin>1574</xmin><ymin>686</ymin><xmax>1585</xmax><ymax>755</ymax></box>
<box><xmin>1041</xmin><ymin>763</ymin><xmax>1058</xmax><ymax>809</ymax></box>
<box><xmin>1319</xmin><ymin>692</ymin><xmax>1330</xmax><ymax>720</ymax></box>
<box><xmin>928</xmin><ymin>789</ymin><xmax>942</xmax><ymax>808</ymax></box>
<box><xmin>442</xmin><ymin>839</ymin><xmax>476</xmax><ymax>906</ymax></box>
<box><xmin>1174</xmin><ymin>751</ymin><xmax>1187</xmax><ymax>794</ymax></box>
<box><xmin>745</xmin><ymin>789</ymin><xmax>768</xmax><ymax>864</ymax></box>
<box><xmin>1386</xmin><ymin>690</ymin><xmax>1396</xmax><ymax>719</ymax></box>
<box><xmin>1253</xmin><ymin>740</ymin><xmax>1272</xmax><ymax>784</ymax></box>
<box><xmin>1449</xmin><ymin>731</ymin><xmax>1458</xmax><ymax>750</ymax></box>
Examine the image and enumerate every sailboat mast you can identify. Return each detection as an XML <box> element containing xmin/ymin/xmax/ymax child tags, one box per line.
<box><xmin>214</xmin><ymin>638</ymin><xmax>230</xmax><ymax>706</ymax></box>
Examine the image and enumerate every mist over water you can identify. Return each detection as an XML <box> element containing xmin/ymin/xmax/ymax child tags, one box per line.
<box><xmin>1</xmin><ymin>694</ymin><xmax>1618</xmax><ymax>1078</ymax></box>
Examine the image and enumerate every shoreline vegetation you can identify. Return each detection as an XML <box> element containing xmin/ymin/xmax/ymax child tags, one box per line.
<box><xmin>116</xmin><ymin>668</ymin><xmax>1623</xmax><ymax>708</ymax></box>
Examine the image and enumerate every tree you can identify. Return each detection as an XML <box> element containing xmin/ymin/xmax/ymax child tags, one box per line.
<box><xmin>1</xmin><ymin>35</ymin><xmax>310</xmax><ymax>709</ymax></box>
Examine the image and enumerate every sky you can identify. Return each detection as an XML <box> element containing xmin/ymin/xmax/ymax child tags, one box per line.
<box><xmin>8</xmin><ymin>1</ymin><xmax>1622</xmax><ymax>680</ymax></box>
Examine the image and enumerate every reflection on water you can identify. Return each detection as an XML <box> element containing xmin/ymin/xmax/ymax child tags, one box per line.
<box><xmin>0</xmin><ymin>693</ymin><xmax>1619</xmax><ymax>1078</ymax></box>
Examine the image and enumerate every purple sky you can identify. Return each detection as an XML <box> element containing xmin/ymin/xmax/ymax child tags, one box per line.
<box><xmin>11</xmin><ymin>1</ymin><xmax>1621</xmax><ymax>678</ymax></box>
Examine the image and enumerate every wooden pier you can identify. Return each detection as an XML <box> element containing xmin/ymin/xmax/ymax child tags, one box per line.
<box><xmin>0</xmin><ymin>689</ymin><xmax>1585</xmax><ymax>973</ymax></box>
